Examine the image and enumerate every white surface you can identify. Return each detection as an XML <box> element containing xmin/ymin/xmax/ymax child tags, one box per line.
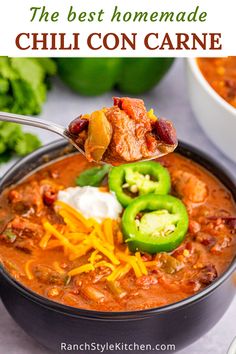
<box><xmin>0</xmin><ymin>59</ymin><xmax>235</xmax><ymax>353</ymax></box>
<box><xmin>2</xmin><ymin>1</ymin><xmax>235</xmax><ymax>57</ymax></box>
<box><xmin>186</xmin><ymin>58</ymin><xmax>236</xmax><ymax>163</ymax></box>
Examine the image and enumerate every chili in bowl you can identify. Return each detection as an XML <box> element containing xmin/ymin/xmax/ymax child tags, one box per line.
<box><xmin>197</xmin><ymin>57</ymin><xmax>236</xmax><ymax>109</ymax></box>
<box><xmin>186</xmin><ymin>57</ymin><xmax>236</xmax><ymax>163</ymax></box>
<box><xmin>0</xmin><ymin>140</ymin><xmax>235</xmax><ymax>353</ymax></box>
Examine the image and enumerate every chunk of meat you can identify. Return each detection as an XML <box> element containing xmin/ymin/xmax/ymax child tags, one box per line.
<box><xmin>210</xmin><ymin>236</ymin><xmax>232</xmax><ymax>254</ymax></box>
<box><xmin>113</xmin><ymin>97</ymin><xmax>152</xmax><ymax>128</ymax></box>
<box><xmin>105</xmin><ymin>97</ymin><xmax>170</xmax><ymax>161</ymax></box>
<box><xmin>195</xmin><ymin>232</ymin><xmax>217</xmax><ymax>248</ymax></box>
<box><xmin>0</xmin><ymin>221</ymin><xmax>38</xmax><ymax>253</ymax></box>
<box><xmin>33</xmin><ymin>265</ymin><xmax>65</xmax><ymax>285</ymax></box>
<box><xmin>172</xmin><ymin>170</ymin><xmax>208</xmax><ymax>203</ymax></box>
<box><xmin>182</xmin><ymin>264</ymin><xmax>218</xmax><ymax>293</ymax></box>
<box><xmin>188</xmin><ymin>220</ymin><xmax>201</xmax><ymax>234</ymax></box>
<box><xmin>136</xmin><ymin>275</ymin><xmax>158</xmax><ymax>289</ymax></box>
<box><xmin>207</xmin><ymin>216</ymin><xmax>236</xmax><ymax>232</ymax></box>
<box><xmin>69</xmin><ymin>97</ymin><xmax>177</xmax><ymax>163</ymax></box>
<box><xmin>197</xmin><ymin>264</ymin><xmax>218</xmax><ymax>285</ymax></box>
<box><xmin>145</xmin><ymin>133</ymin><xmax>160</xmax><ymax>153</ymax></box>
<box><xmin>15</xmin><ymin>239</ymin><xmax>35</xmax><ymax>254</ymax></box>
<box><xmin>105</xmin><ymin>106</ymin><xmax>151</xmax><ymax>162</ymax></box>
<box><xmin>8</xmin><ymin>181</ymin><xmax>43</xmax><ymax>213</ymax></box>
<box><xmin>9</xmin><ymin>216</ymin><xmax>43</xmax><ymax>240</ymax></box>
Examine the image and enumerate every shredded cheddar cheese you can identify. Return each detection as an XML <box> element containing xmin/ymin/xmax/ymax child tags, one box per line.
<box><xmin>44</xmin><ymin>222</ymin><xmax>79</xmax><ymax>253</ymax></box>
<box><xmin>135</xmin><ymin>252</ymin><xmax>148</xmax><ymax>276</ymax></box>
<box><xmin>68</xmin><ymin>241</ymin><xmax>93</xmax><ymax>261</ymax></box>
<box><xmin>116</xmin><ymin>253</ymin><xmax>142</xmax><ymax>278</ymax></box>
<box><xmin>25</xmin><ymin>260</ymin><xmax>34</xmax><ymax>280</ymax></box>
<box><xmin>58</xmin><ymin>210</ymin><xmax>88</xmax><ymax>233</ymax></box>
<box><xmin>103</xmin><ymin>218</ymin><xmax>114</xmax><ymax>245</ymax></box>
<box><xmin>68</xmin><ymin>264</ymin><xmax>95</xmax><ymax>276</ymax></box>
<box><xmin>89</xmin><ymin>250</ymin><xmax>100</xmax><ymax>264</ymax></box>
<box><xmin>93</xmin><ymin>222</ymin><xmax>108</xmax><ymax>243</ymax></box>
<box><xmin>39</xmin><ymin>231</ymin><xmax>51</xmax><ymax>249</ymax></box>
<box><xmin>94</xmin><ymin>261</ymin><xmax>115</xmax><ymax>271</ymax></box>
<box><xmin>55</xmin><ymin>200</ymin><xmax>92</xmax><ymax>229</ymax></box>
<box><xmin>46</xmin><ymin>240</ymin><xmax>63</xmax><ymax>250</ymax></box>
<box><xmin>92</xmin><ymin>238</ymin><xmax>120</xmax><ymax>265</ymax></box>
<box><xmin>145</xmin><ymin>261</ymin><xmax>158</xmax><ymax>267</ymax></box>
<box><xmin>107</xmin><ymin>264</ymin><xmax>132</xmax><ymax>282</ymax></box>
<box><xmin>65</xmin><ymin>232</ymin><xmax>86</xmax><ymax>243</ymax></box>
<box><xmin>40</xmin><ymin>201</ymin><xmax>156</xmax><ymax>282</ymax></box>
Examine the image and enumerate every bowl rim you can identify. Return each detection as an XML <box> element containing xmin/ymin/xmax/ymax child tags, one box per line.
<box><xmin>0</xmin><ymin>139</ymin><xmax>235</xmax><ymax>320</ymax></box>
<box><xmin>186</xmin><ymin>57</ymin><xmax>236</xmax><ymax>116</ymax></box>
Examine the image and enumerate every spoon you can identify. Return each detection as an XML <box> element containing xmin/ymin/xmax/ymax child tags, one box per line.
<box><xmin>0</xmin><ymin>111</ymin><xmax>85</xmax><ymax>155</ymax></box>
<box><xmin>0</xmin><ymin>111</ymin><xmax>177</xmax><ymax>164</ymax></box>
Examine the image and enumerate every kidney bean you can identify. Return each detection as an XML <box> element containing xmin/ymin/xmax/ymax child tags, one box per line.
<box><xmin>208</xmin><ymin>216</ymin><xmax>236</xmax><ymax>230</ymax></box>
<box><xmin>154</xmin><ymin>118</ymin><xmax>177</xmax><ymax>145</ymax></box>
<box><xmin>223</xmin><ymin>217</ymin><xmax>236</xmax><ymax>229</ymax></box>
<box><xmin>198</xmin><ymin>264</ymin><xmax>217</xmax><ymax>285</ymax></box>
<box><xmin>43</xmin><ymin>188</ymin><xmax>57</xmax><ymax>206</ymax></box>
<box><xmin>228</xmin><ymin>220</ymin><xmax>236</xmax><ymax>229</ymax></box>
<box><xmin>68</xmin><ymin>116</ymin><xmax>89</xmax><ymax>135</ymax></box>
<box><xmin>195</xmin><ymin>232</ymin><xmax>216</xmax><ymax>248</ymax></box>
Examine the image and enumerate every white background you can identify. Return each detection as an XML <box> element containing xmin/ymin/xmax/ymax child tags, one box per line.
<box><xmin>0</xmin><ymin>0</ymin><xmax>235</xmax><ymax>57</ymax></box>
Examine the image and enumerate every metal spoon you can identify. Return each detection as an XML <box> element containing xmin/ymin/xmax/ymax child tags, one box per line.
<box><xmin>0</xmin><ymin>111</ymin><xmax>85</xmax><ymax>155</ymax></box>
<box><xmin>0</xmin><ymin>111</ymin><xmax>177</xmax><ymax>164</ymax></box>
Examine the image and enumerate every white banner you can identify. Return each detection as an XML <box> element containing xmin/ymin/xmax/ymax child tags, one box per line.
<box><xmin>0</xmin><ymin>0</ymin><xmax>235</xmax><ymax>57</ymax></box>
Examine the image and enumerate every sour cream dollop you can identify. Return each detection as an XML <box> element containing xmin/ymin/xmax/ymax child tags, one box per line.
<box><xmin>57</xmin><ymin>186</ymin><xmax>122</xmax><ymax>223</ymax></box>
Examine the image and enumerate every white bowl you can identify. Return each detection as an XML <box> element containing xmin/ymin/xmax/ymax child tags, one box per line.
<box><xmin>186</xmin><ymin>58</ymin><xmax>236</xmax><ymax>163</ymax></box>
<box><xmin>228</xmin><ymin>337</ymin><xmax>236</xmax><ymax>354</ymax></box>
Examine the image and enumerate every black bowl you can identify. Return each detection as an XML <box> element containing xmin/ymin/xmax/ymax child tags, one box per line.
<box><xmin>0</xmin><ymin>140</ymin><xmax>235</xmax><ymax>353</ymax></box>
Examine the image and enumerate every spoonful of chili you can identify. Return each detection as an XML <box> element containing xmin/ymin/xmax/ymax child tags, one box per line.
<box><xmin>0</xmin><ymin>97</ymin><xmax>177</xmax><ymax>165</ymax></box>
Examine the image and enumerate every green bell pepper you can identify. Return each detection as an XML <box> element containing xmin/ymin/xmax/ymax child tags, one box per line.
<box><xmin>109</xmin><ymin>161</ymin><xmax>171</xmax><ymax>207</ymax></box>
<box><xmin>122</xmin><ymin>194</ymin><xmax>189</xmax><ymax>254</ymax></box>
<box><xmin>57</xmin><ymin>58</ymin><xmax>174</xmax><ymax>96</ymax></box>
